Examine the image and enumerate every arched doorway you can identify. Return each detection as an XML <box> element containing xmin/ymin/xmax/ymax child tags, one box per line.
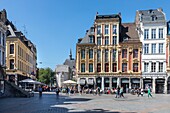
<box><xmin>167</xmin><ymin>77</ymin><xmax>170</xmax><ymax>94</ymax></box>
<box><xmin>155</xmin><ymin>79</ymin><xmax>165</xmax><ymax>94</ymax></box>
<box><xmin>121</xmin><ymin>78</ymin><xmax>129</xmax><ymax>93</ymax></box>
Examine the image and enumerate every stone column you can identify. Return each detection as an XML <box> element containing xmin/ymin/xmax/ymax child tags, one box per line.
<box><xmin>15</xmin><ymin>73</ymin><xmax>18</xmax><ymax>85</ymax></box>
<box><xmin>129</xmin><ymin>77</ymin><xmax>131</xmax><ymax>89</ymax></box>
<box><xmin>164</xmin><ymin>77</ymin><xmax>167</xmax><ymax>94</ymax></box>
<box><xmin>117</xmin><ymin>77</ymin><xmax>121</xmax><ymax>87</ymax></box>
<box><xmin>140</xmin><ymin>77</ymin><xmax>143</xmax><ymax>89</ymax></box>
<box><xmin>152</xmin><ymin>78</ymin><xmax>156</xmax><ymax>94</ymax></box>
<box><xmin>109</xmin><ymin>77</ymin><xmax>112</xmax><ymax>89</ymax></box>
<box><xmin>101</xmin><ymin>76</ymin><xmax>104</xmax><ymax>91</ymax></box>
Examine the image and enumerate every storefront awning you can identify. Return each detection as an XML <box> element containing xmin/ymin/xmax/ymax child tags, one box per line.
<box><xmin>121</xmin><ymin>79</ymin><xmax>129</xmax><ymax>83</ymax></box>
<box><xmin>112</xmin><ymin>78</ymin><xmax>117</xmax><ymax>83</ymax></box>
<box><xmin>87</xmin><ymin>78</ymin><xmax>94</xmax><ymax>85</ymax></box>
<box><xmin>79</xmin><ymin>78</ymin><xmax>86</xmax><ymax>85</ymax></box>
<box><xmin>104</xmin><ymin>78</ymin><xmax>110</xmax><ymax>83</ymax></box>
<box><xmin>132</xmin><ymin>79</ymin><xmax>140</xmax><ymax>83</ymax></box>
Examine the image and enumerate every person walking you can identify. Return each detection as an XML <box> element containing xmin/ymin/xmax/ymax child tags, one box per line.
<box><xmin>38</xmin><ymin>86</ymin><xmax>42</xmax><ymax>97</ymax></box>
<box><xmin>120</xmin><ymin>87</ymin><xmax>124</xmax><ymax>98</ymax></box>
<box><xmin>56</xmin><ymin>87</ymin><xmax>60</xmax><ymax>96</ymax></box>
<box><xmin>148</xmin><ymin>87</ymin><xmax>152</xmax><ymax>98</ymax></box>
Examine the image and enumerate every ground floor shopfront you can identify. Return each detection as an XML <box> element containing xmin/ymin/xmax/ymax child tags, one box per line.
<box><xmin>78</xmin><ymin>74</ymin><xmax>170</xmax><ymax>94</ymax></box>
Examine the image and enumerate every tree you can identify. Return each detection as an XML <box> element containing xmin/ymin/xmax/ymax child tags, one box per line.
<box><xmin>38</xmin><ymin>67</ymin><xmax>55</xmax><ymax>85</ymax></box>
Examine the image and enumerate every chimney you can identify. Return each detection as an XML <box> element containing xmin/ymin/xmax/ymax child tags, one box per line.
<box><xmin>158</xmin><ymin>8</ymin><xmax>163</xmax><ymax>12</ymax></box>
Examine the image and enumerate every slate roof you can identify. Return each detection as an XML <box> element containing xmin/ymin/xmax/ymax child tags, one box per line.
<box><xmin>63</xmin><ymin>59</ymin><xmax>75</xmax><ymax>69</ymax></box>
<box><xmin>121</xmin><ymin>23</ymin><xmax>140</xmax><ymax>43</ymax></box>
<box><xmin>137</xmin><ymin>8</ymin><xmax>166</xmax><ymax>23</ymax></box>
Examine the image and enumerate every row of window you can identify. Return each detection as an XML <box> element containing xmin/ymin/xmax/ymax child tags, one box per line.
<box><xmin>97</xmin><ymin>36</ymin><xmax>117</xmax><ymax>45</ymax></box>
<box><xmin>144</xmin><ymin>43</ymin><xmax>164</xmax><ymax>54</ymax></box>
<box><xmin>144</xmin><ymin>62</ymin><xmax>164</xmax><ymax>72</ymax></box>
<box><xmin>0</xmin><ymin>49</ymin><xmax>5</xmax><ymax>65</ymax></box>
<box><xmin>80</xmin><ymin>63</ymin><xmax>138</xmax><ymax>73</ymax></box>
<box><xmin>10</xmin><ymin>44</ymin><xmax>33</xmax><ymax>64</ymax></box>
<box><xmin>81</xmin><ymin>49</ymin><xmax>138</xmax><ymax>61</ymax></box>
<box><xmin>0</xmin><ymin>31</ymin><xmax>6</xmax><ymax>47</ymax></box>
<box><xmin>9</xmin><ymin>59</ymin><xmax>33</xmax><ymax>74</ymax></box>
<box><xmin>97</xmin><ymin>25</ymin><xmax>117</xmax><ymax>35</ymax></box>
<box><xmin>144</xmin><ymin>28</ymin><xmax>164</xmax><ymax>39</ymax></box>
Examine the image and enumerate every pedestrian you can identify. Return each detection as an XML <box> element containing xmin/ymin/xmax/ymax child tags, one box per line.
<box><xmin>120</xmin><ymin>87</ymin><xmax>124</xmax><ymax>98</ymax></box>
<box><xmin>97</xmin><ymin>87</ymin><xmax>100</xmax><ymax>96</ymax></box>
<box><xmin>115</xmin><ymin>88</ymin><xmax>118</xmax><ymax>98</ymax></box>
<box><xmin>38</xmin><ymin>86</ymin><xmax>42</xmax><ymax>97</ymax></box>
<box><xmin>148</xmin><ymin>87</ymin><xmax>152</xmax><ymax>98</ymax></box>
<box><xmin>117</xmin><ymin>86</ymin><xmax>120</xmax><ymax>98</ymax></box>
<box><xmin>56</xmin><ymin>87</ymin><xmax>60</xmax><ymax>96</ymax></box>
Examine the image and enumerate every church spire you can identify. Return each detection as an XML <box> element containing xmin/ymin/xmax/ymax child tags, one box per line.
<box><xmin>69</xmin><ymin>48</ymin><xmax>72</xmax><ymax>60</ymax></box>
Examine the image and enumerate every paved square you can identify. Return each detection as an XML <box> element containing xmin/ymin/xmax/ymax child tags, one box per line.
<box><xmin>0</xmin><ymin>92</ymin><xmax>170</xmax><ymax>113</ymax></box>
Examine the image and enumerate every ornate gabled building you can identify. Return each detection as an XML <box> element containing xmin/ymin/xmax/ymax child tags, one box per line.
<box><xmin>76</xmin><ymin>13</ymin><xmax>142</xmax><ymax>92</ymax></box>
<box><xmin>5</xmin><ymin>20</ymin><xmax>37</xmax><ymax>85</ymax></box>
<box><xmin>0</xmin><ymin>9</ymin><xmax>7</xmax><ymax>94</ymax></box>
<box><xmin>135</xmin><ymin>8</ymin><xmax>167</xmax><ymax>94</ymax></box>
<box><xmin>167</xmin><ymin>21</ymin><xmax>170</xmax><ymax>94</ymax></box>
<box><xmin>119</xmin><ymin>23</ymin><xmax>142</xmax><ymax>91</ymax></box>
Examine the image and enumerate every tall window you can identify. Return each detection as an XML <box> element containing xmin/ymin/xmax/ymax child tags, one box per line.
<box><xmin>144</xmin><ymin>44</ymin><xmax>149</xmax><ymax>54</ymax></box>
<box><xmin>97</xmin><ymin>25</ymin><xmax>101</xmax><ymax>35</ymax></box>
<box><xmin>105</xmin><ymin>36</ymin><xmax>109</xmax><ymax>45</ymax></box>
<box><xmin>0</xmin><ymin>31</ymin><xmax>1</xmax><ymax>45</ymax></box>
<box><xmin>151</xmin><ymin>29</ymin><xmax>156</xmax><ymax>39</ymax></box>
<box><xmin>0</xmin><ymin>50</ymin><xmax>1</xmax><ymax>64</ymax></box>
<box><xmin>10</xmin><ymin>44</ymin><xmax>14</xmax><ymax>54</ymax></box>
<box><xmin>10</xmin><ymin>59</ymin><xmax>14</xmax><ymax>69</ymax></box>
<box><xmin>2</xmin><ymin>34</ymin><xmax>5</xmax><ymax>46</ymax></box>
<box><xmin>144</xmin><ymin>29</ymin><xmax>149</xmax><ymax>39</ymax></box>
<box><xmin>159</xmin><ymin>43</ymin><xmax>163</xmax><ymax>53</ymax></box>
<box><xmin>105</xmin><ymin>63</ymin><xmax>109</xmax><ymax>72</ymax></box>
<box><xmin>112</xmin><ymin>25</ymin><xmax>117</xmax><ymax>34</ymax></box>
<box><xmin>151</xmin><ymin>62</ymin><xmax>156</xmax><ymax>72</ymax></box>
<box><xmin>133</xmin><ymin>63</ymin><xmax>138</xmax><ymax>72</ymax></box>
<box><xmin>159</xmin><ymin>28</ymin><xmax>163</xmax><ymax>39</ymax></box>
<box><xmin>97</xmin><ymin>50</ymin><xmax>101</xmax><ymax>62</ymax></box>
<box><xmin>105</xmin><ymin>49</ymin><xmax>109</xmax><ymax>62</ymax></box>
<box><xmin>105</xmin><ymin>25</ymin><xmax>109</xmax><ymax>35</ymax></box>
<box><xmin>81</xmin><ymin>49</ymin><xmax>85</xmax><ymax>59</ymax></box>
<box><xmin>97</xmin><ymin>37</ymin><xmax>101</xmax><ymax>45</ymax></box>
<box><xmin>89</xmin><ymin>49</ymin><xmax>93</xmax><ymax>59</ymax></box>
<box><xmin>97</xmin><ymin>63</ymin><xmax>101</xmax><ymax>72</ymax></box>
<box><xmin>2</xmin><ymin>51</ymin><xmax>4</xmax><ymax>65</ymax></box>
<box><xmin>151</xmin><ymin>43</ymin><xmax>156</xmax><ymax>54</ymax></box>
<box><xmin>122</xmin><ymin>49</ymin><xmax>127</xmax><ymax>58</ymax></box>
<box><xmin>81</xmin><ymin>63</ymin><xmax>85</xmax><ymax>72</ymax></box>
<box><xmin>133</xmin><ymin>49</ymin><xmax>138</xmax><ymax>58</ymax></box>
<box><xmin>144</xmin><ymin>62</ymin><xmax>149</xmax><ymax>72</ymax></box>
<box><xmin>159</xmin><ymin>62</ymin><xmax>163</xmax><ymax>72</ymax></box>
<box><xmin>112</xmin><ymin>36</ymin><xmax>117</xmax><ymax>45</ymax></box>
<box><xmin>112</xmin><ymin>63</ymin><xmax>117</xmax><ymax>72</ymax></box>
<box><xmin>89</xmin><ymin>63</ymin><xmax>93</xmax><ymax>72</ymax></box>
<box><xmin>89</xmin><ymin>36</ymin><xmax>94</xmax><ymax>43</ymax></box>
<box><xmin>112</xmin><ymin>49</ymin><xmax>116</xmax><ymax>62</ymax></box>
<box><xmin>122</xmin><ymin>63</ymin><xmax>127</xmax><ymax>72</ymax></box>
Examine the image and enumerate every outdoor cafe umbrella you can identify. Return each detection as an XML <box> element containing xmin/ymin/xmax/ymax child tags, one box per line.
<box><xmin>62</xmin><ymin>80</ymin><xmax>77</xmax><ymax>86</ymax></box>
<box><xmin>19</xmin><ymin>79</ymin><xmax>45</xmax><ymax>90</ymax></box>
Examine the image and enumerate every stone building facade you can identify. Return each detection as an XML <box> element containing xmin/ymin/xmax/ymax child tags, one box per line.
<box><xmin>136</xmin><ymin>8</ymin><xmax>167</xmax><ymax>93</ymax></box>
<box><xmin>0</xmin><ymin>9</ymin><xmax>7</xmax><ymax>95</ymax></box>
<box><xmin>76</xmin><ymin>13</ymin><xmax>142</xmax><ymax>92</ymax></box>
<box><xmin>5</xmin><ymin>20</ymin><xmax>37</xmax><ymax>86</ymax></box>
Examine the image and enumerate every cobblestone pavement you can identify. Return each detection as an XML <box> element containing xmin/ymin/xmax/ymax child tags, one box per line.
<box><xmin>0</xmin><ymin>92</ymin><xmax>170</xmax><ymax>113</ymax></box>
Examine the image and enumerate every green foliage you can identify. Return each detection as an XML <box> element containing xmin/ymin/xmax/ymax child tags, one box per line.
<box><xmin>38</xmin><ymin>67</ymin><xmax>55</xmax><ymax>85</ymax></box>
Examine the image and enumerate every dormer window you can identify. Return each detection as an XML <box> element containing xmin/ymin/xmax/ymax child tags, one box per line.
<box><xmin>151</xmin><ymin>15</ymin><xmax>157</xmax><ymax>21</ymax></box>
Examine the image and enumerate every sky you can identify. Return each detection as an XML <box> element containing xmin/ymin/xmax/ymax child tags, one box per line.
<box><xmin>0</xmin><ymin>0</ymin><xmax>170</xmax><ymax>70</ymax></box>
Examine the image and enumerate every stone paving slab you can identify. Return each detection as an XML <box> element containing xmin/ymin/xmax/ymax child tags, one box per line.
<box><xmin>0</xmin><ymin>92</ymin><xmax>170</xmax><ymax>113</ymax></box>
